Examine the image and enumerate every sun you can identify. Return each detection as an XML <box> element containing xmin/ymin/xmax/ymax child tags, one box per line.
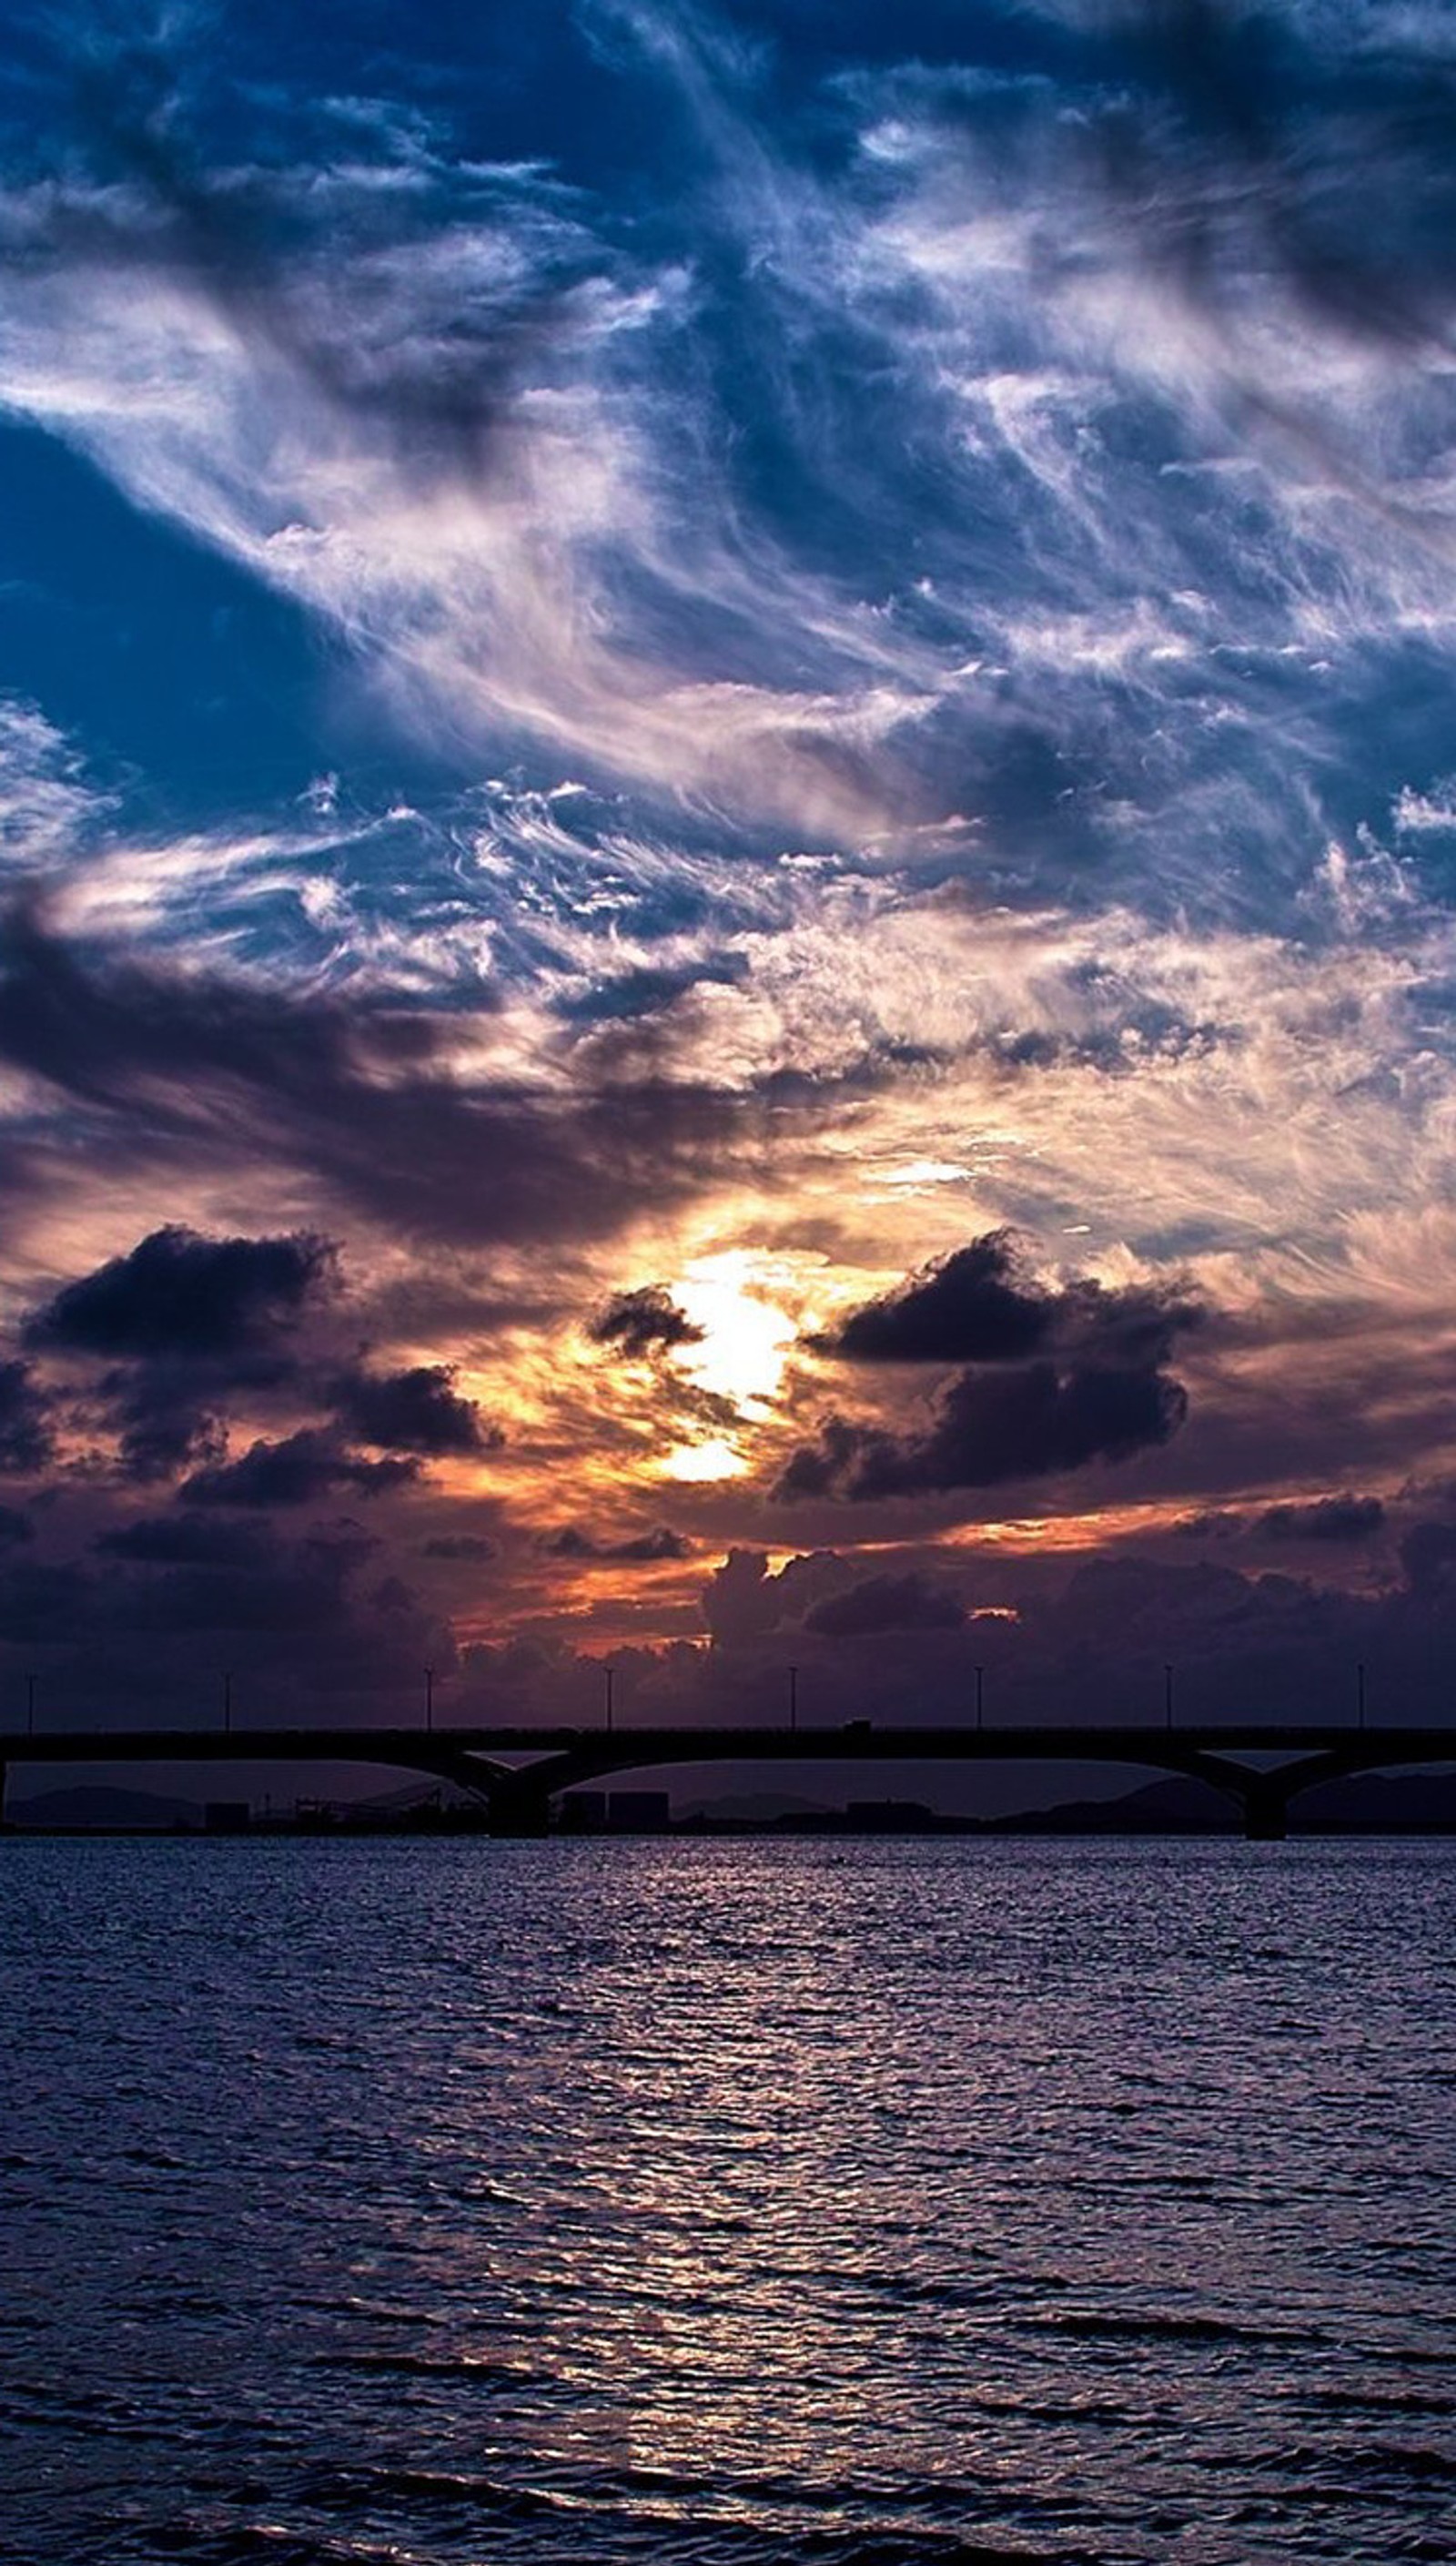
<box><xmin>651</xmin><ymin>1250</ymin><xmax>798</xmax><ymax>1484</ymax></box>
<box><xmin>673</xmin><ymin>1250</ymin><xmax>796</xmax><ymax>1410</ymax></box>
<box><xmin>661</xmin><ymin>1436</ymin><xmax>747</xmax><ymax>1484</ymax></box>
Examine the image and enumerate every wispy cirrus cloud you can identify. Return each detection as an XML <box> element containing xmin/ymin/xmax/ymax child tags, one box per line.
<box><xmin>5</xmin><ymin>0</ymin><xmax>1456</xmax><ymax>893</ymax></box>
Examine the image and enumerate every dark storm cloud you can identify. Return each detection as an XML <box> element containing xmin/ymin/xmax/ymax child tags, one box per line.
<box><xmin>656</xmin><ymin>1531</ymin><xmax>1433</xmax><ymax>1734</ymax></box>
<box><xmin>819</xmin><ymin>1232</ymin><xmax>1202</xmax><ymax>1369</ymax></box>
<box><xmin>0</xmin><ymin>1361</ymin><xmax>53</xmax><ymax>1474</ymax></box>
<box><xmin>329</xmin><ymin>1364</ymin><xmax>500</xmax><ymax>1458</ymax></box>
<box><xmin>779</xmin><ymin>1360</ymin><xmax>1188</xmax><ymax>1503</ymax></box>
<box><xmin>20</xmin><ymin>1222</ymin><xmax>511</xmax><ymax>1496</ymax></box>
<box><xmin>699</xmin><ymin>1547</ymin><xmax>848</xmax><ymax>1646</ymax></box>
<box><xmin>105</xmin><ymin>1378</ymin><xmax>228</xmax><ymax>1487</ymax></box>
<box><xmin>820</xmin><ymin>1232</ymin><xmax>1204</xmax><ymax>1374</ymax></box>
<box><xmin>1259</xmin><ymin>1493</ymin><xmax>1386</xmax><ymax>1545</ymax></box>
<box><xmin>588</xmin><ymin>1285</ymin><xmax>705</xmax><ymax>1358</ymax></box>
<box><xmin>1398</xmin><ymin>1518</ymin><xmax>1456</xmax><ymax>1596</ymax></box>
<box><xmin>18</xmin><ymin>1221</ymin><xmax>339</xmax><ymax>1489</ymax></box>
<box><xmin>543</xmin><ymin>1523</ymin><xmax>692</xmax><ymax>1562</ymax></box>
<box><xmin>0</xmin><ymin>910</ymin><xmax>770</xmax><ymax>1253</ymax></box>
<box><xmin>1171</xmin><ymin>1508</ymin><xmax>1240</xmax><ymax>1541</ymax></box>
<box><xmin>0</xmin><ymin>1503</ymin><xmax>35</xmax><ymax>1546</ymax></box>
<box><xmin>420</xmin><ymin>1533</ymin><xmax>498</xmax><ymax>1561</ymax></box>
<box><xmin>0</xmin><ymin>1504</ymin><xmax>449</xmax><ymax>1727</ymax></box>
<box><xmin>182</xmin><ymin>1429</ymin><xmax>420</xmax><ymax>1509</ymax></box>
<box><xmin>821</xmin><ymin>1233</ymin><xmax>1051</xmax><ymax>1364</ymax></box>
<box><xmin>786</xmin><ymin>1232</ymin><xmax>1200</xmax><ymax>1503</ymax></box>
<box><xmin>96</xmin><ymin>1513</ymin><xmax>276</xmax><ymax>1567</ymax></box>
<box><xmin>26</xmin><ymin>1223</ymin><xmax>333</xmax><ymax>1358</ymax></box>
<box><xmin>87</xmin><ymin>1344</ymin><xmax>300</xmax><ymax>1489</ymax></box>
<box><xmin>805</xmin><ymin>1572</ymin><xmax>965</xmax><ymax>1638</ymax></box>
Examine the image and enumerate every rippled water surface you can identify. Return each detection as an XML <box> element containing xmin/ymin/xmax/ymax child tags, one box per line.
<box><xmin>3</xmin><ymin>1837</ymin><xmax>1454</xmax><ymax>2565</ymax></box>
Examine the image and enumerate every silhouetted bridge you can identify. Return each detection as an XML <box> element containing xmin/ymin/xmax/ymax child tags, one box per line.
<box><xmin>2</xmin><ymin>1719</ymin><xmax>1454</xmax><ymax>1839</ymax></box>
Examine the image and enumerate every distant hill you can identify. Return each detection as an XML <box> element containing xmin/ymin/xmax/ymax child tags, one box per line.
<box><xmin>993</xmin><ymin>1770</ymin><xmax>1456</xmax><ymax>1834</ymax></box>
<box><xmin>683</xmin><ymin>1790</ymin><xmax>831</xmax><ymax>1823</ymax></box>
<box><xmin>8</xmin><ymin>1784</ymin><xmax>201</xmax><ymax>1830</ymax></box>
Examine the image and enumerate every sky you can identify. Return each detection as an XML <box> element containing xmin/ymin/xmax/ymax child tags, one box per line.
<box><xmin>3</xmin><ymin>0</ymin><xmax>1456</xmax><ymax>1768</ymax></box>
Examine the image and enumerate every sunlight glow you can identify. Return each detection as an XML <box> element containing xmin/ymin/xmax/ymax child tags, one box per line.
<box><xmin>674</xmin><ymin>1251</ymin><xmax>796</xmax><ymax>1409</ymax></box>
<box><xmin>651</xmin><ymin>1251</ymin><xmax>801</xmax><ymax>1483</ymax></box>
<box><xmin>662</xmin><ymin>1437</ymin><xmax>747</xmax><ymax>1483</ymax></box>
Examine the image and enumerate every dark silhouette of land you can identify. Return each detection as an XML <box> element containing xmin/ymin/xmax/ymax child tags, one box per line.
<box><xmin>10</xmin><ymin>1768</ymin><xmax>1456</xmax><ymax>1836</ymax></box>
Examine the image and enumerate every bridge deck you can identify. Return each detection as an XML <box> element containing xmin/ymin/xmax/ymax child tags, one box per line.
<box><xmin>4</xmin><ymin>1719</ymin><xmax>1451</xmax><ymax>1840</ymax></box>
<box><xmin>0</xmin><ymin>1719</ymin><xmax>1451</xmax><ymax>1765</ymax></box>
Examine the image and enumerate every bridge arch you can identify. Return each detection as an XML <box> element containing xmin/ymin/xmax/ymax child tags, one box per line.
<box><xmin>2</xmin><ymin>1721</ymin><xmax>1452</xmax><ymax>1840</ymax></box>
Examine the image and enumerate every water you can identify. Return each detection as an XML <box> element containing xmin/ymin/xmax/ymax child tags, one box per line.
<box><xmin>2</xmin><ymin>1837</ymin><xmax>1453</xmax><ymax>2566</ymax></box>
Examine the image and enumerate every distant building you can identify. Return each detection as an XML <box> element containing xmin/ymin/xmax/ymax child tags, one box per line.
<box><xmin>561</xmin><ymin>1790</ymin><xmax>610</xmax><ymax>1832</ymax></box>
<box><xmin>203</xmin><ymin>1800</ymin><xmax>251</xmax><ymax>1833</ymax></box>
<box><xmin>606</xmin><ymin>1790</ymin><xmax>671</xmax><ymax>1833</ymax></box>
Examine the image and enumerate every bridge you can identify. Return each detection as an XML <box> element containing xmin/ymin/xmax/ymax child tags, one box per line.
<box><xmin>1</xmin><ymin>1719</ymin><xmax>1453</xmax><ymax>1839</ymax></box>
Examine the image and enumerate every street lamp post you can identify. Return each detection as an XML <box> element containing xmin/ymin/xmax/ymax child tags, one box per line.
<box><xmin>424</xmin><ymin>1666</ymin><xmax>435</xmax><ymax>1732</ymax></box>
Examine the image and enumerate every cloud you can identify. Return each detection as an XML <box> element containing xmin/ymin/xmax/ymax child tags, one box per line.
<box><xmin>329</xmin><ymin>1363</ymin><xmax>501</xmax><ymax>1457</ymax></box>
<box><xmin>4</xmin><ymin>0</ymin><xmax>1456</xmax><ymax>936</ymax></box>
<box><xmin>0</xmin><ymin>1362</ymin><xmax>53</xmax><ymax>1474</ymax></box>
<box><xmin>543</xmin><ymin>1522</ymin><xmax>692</xmax><ymax>1561</ymax></box>
<box><xmin>0</xmin><ymin>1507</ymin><xmax>452</xmax><ymax>1721</ymax></box>
<box><xmin>587</xmin><ymin>1283</ymin><xmax>704</xmax><ymax>1356</ymax></box>
<box><xmin>20</xmin><ymin>1221</ymin><xmax>344</xmax><ymax>1487</ymax></box>
<box><xmin>420</xmin><ymin>1533</ymin><xmax>498</xmax><ymax>1561</ymax></box>
<box><xmin>819</xmin><ymin>1232</ymin><xmax>1052</xmax><ymax>1363</ymax></box>
<box><xmin>0</xmin><ymin>37</ymin><xmax>937</xmax><ymax>841</ymax></box>
<box><xmin>1171</xmin><ymin>1508</ymin><xmax>1240</xmax><ymax>1542</ymax></box>
<box><xmin>181</xmin><ymin>1429</ymin><xmax>420</xmax><ymax>1508</ymax></box>
<box><xmin>0</xmin><ymin>697</ymin><xmax>105</xmax><ymax>870</ymax></box>
<box><xmin>819</xmin><ymin>1231</ymin><xmax>1201</xmax><ymax>1368</ymax></box>
<box><xmin>104</xmin><ymin>1375</ymin><xmax>228</xmax><ymax>1487</ymax></box>
<box><xmin>0</xmin><ymin>908</ymin><xmax>770</xmax><ymax>1253</ymax></box>
<box><xmin>25</xmin><ymin>1223</ymin><xmax>334</xmax><ymax>1358</ymax></box>
<box><xmin>805</xmin><ymin>1571</ymin><xmax>965</xmax><ymax>1637</ymax></box>
<box><xmin>1399</xmin><ymin>1517</ymin><xmax>1456</xmax><ymax>1596</ymax></box>
<box><xmin>779</xmin><ymin>1359</ymin><xmax>1188</xmax><ymax>1503</ymax></box>
<box><xmin>17</xmin><ymin>0</ymin><xmax>1453</xmax><ymax>883</ymax></box>
<box><xmin>1055</xmin><ymin>0</ymin><xmax>1456</xmax><ymax>362</ymax></box>
<box><xmin>0</xmin><ymin>1503</ymin><xmax>35</xmax><ymax>1547</ymax></box>
<box><xmin>784</xmin><ymin>1233</ymin><xmax>1201</xmax><ymax>1505</ymax></box>
<box><xmin>96</xmin><ymin>1513</ymin><xmax>276</xmax><ymax>1567</ymax></box>
<box><xmin>1258</xmin><ymin>1493</ymin><xmax>1386</xmax><ymax>1545</ymax></box>
<box><xmin>699</xmin><ymin>1546</ymin><xmax>847</xmax><ymax>1644</ymax></box>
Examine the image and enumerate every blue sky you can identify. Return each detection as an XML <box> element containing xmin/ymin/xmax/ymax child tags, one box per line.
<box><xmin>3</xmin><ymin>0</ymin><xmax>1456</xmax><ymax>1746</ymax></box>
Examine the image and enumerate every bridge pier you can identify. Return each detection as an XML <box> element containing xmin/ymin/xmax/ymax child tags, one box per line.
<box><xmin>487</xmin><ymin>1787</ymin><xmax>552</xmax><ymax>1839</ymax></box>
<box><xmin>1240</xmin><ymin>1784</ymin><xmax>1289</xmax><ymax>1842</ymax></box>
